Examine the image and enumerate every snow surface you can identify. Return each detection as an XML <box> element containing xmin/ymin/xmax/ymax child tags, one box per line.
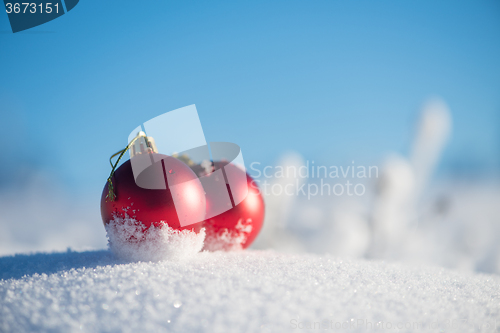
<box><xmin>1</xmin><ymin>250</ymin><xmax>499</xmax><ymax>333</ymax></box>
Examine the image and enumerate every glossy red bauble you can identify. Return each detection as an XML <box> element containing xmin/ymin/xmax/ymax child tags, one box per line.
<box><xmin>100</xmin><ymin>153</ymin><xmax>206</xmax><ymax>233</ymax></box>
<box><xmin>192</xmin><ymin>161</ymin><xmax>265</xmax><ymax>250</ymax></box>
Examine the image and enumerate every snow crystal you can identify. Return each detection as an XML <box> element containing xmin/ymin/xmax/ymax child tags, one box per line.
<box><xmin>1</xmin><ymin>250</ymin><xmax>499</xmax><ymax>332</ymax></box>
<box><xmin>105</xmin><ymin>216</ymin><xmax>205</xmax><ymax>262</ymax></box>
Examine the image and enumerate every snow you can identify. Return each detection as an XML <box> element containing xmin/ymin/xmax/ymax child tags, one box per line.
<box><xmin>105</xmin><ymin>216</ymin><xmax>205</xmax><ymax>262</ymax></box>
<box><xmin>203</xmin><ymin>218</ymin><xmax>253</xmax><ymax>252</ymax></box>
<box><xmin>1</xmin><ymin>250</ymin><xmax>499</xmax><ymax>332</ymax></box>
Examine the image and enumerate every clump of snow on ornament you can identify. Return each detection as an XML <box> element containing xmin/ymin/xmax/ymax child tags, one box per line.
<box><xmin>203</xmin><ymin>218</ymin><xmax>253</xmax><ymax>251</ymax></box>
<box><xmin>105</xmin><ymin>215</ymin><xmax>205</xmax><ymax>262</ymax></box>
<box><xmin>189</xmin><ymin>160</ymin><xmax>264</xmax><ymax>251</ymax></box>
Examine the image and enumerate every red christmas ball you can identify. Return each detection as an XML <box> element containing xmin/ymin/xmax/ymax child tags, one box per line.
<box><xmin>100</xmin><ymin>153</ymin><xmax>206</xmax><ymax>233</ymax></box>
<box><xmin>192</xmin><ymin>161</ymin><xmax>265</xmax><ymax>250</ymax></box>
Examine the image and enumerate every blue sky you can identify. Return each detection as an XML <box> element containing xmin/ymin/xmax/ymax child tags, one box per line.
<box><xmin>1</xmin><ymin>0</ymin><xmax>499</xmax><ymax>197</ymax></box>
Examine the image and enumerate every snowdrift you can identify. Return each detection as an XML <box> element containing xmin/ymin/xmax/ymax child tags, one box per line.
<box><xmin>1</xmin><ymin>250</ymin><xmax>499</xmax><ymax>332</ymax></box>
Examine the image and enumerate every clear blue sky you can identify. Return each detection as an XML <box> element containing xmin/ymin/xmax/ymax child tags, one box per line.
<box><xmin>1</xmin><ymin>0</ymin><xmax>499</xmax><ymax>197</ymax></box>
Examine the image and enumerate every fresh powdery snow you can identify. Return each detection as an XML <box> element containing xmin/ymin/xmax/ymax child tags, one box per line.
<box><xmin>1</xmin><ymin>247</ymin><xmax>500</xmax><ymax>332</ymax></box>
<box><xmin>104</xmin><ymin>217</ymin><xmax>206</xmax><ymax>262</ymax></box>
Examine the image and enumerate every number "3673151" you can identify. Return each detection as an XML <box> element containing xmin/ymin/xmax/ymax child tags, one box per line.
<box><xmin>5</xmin><ymin>3</ymin><xmax>60</xmax><ymax>14</ymax></box>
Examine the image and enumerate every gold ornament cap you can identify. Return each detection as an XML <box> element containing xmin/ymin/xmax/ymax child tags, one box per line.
<box><xmin>129</xmin><ymin>131</ymin><xmax>158</xmax><ymax>158</ymax></box>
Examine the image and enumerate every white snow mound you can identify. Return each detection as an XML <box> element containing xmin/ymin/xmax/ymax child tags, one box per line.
<box><xmin>105</xmin><ymin>216</ymin><xmax>205</xmax><ymax>262</ymax></box>
<box><xmin>1</xmin><ymin>250</ymin><xmax>499</xmax><ymax>333</ymax></box>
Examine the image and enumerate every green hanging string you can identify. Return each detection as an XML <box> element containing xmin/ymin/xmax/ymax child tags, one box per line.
<box><xmin>106</xmin><ymin>135</ymin><xmax>141</xmax><ymax>202</ymax></box>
